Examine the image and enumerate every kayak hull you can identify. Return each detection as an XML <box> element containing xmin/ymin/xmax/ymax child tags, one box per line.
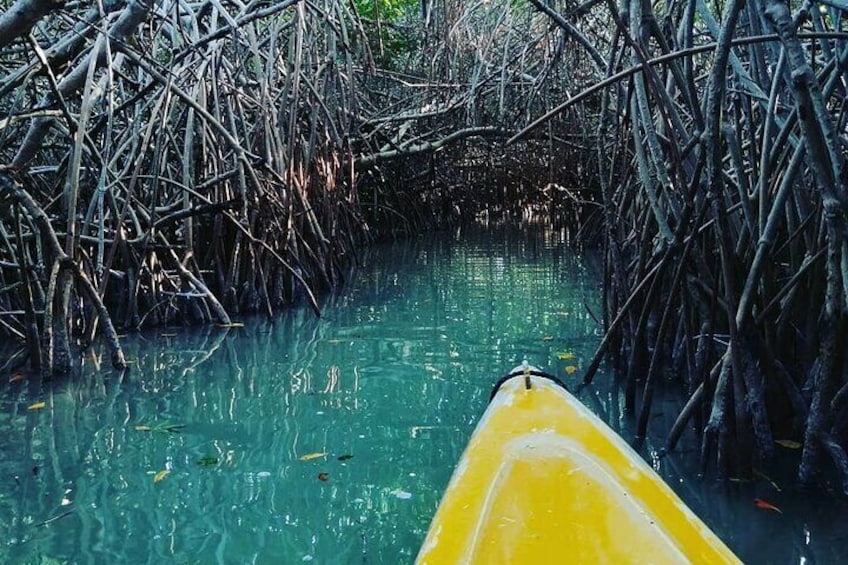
<box><xmin>416</xmin><ymin>372</ymin><xmax>740</xmax><ymax>564</ymax></box>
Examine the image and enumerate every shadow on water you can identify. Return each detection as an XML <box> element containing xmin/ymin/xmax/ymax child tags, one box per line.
<box><xmin>0</xmin><ymin>224</ymin><xmax>845</xmax><ymax>563</ymax></box>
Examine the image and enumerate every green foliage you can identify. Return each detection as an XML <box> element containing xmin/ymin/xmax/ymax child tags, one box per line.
<box><xmin>352</xmin><ymin>0</ymin><xmax>420</xmax><ymax>69</ymax></box>
<box><xmin>353</xmin><ymin>0</ymin><xmax>419</xmax><ymax>21</ymax></box>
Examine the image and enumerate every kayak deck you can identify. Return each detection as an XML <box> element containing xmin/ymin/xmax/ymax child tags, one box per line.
<box><xmin>416</xmin><ymin>373</ymin><xmax>740</xmax><ymax>564</ymax></box>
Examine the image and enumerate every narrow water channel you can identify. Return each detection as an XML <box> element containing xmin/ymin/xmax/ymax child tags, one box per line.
<box><xmin>1</xmin><ymin>225</ymin><xmax>846</xmax><ymax>564</ymax></box>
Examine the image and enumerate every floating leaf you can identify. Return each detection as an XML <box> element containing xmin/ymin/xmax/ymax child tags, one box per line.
<box><xmin>390</xmin><ymin>489</ymin><xmax>412</xmax><ymax>500</ymax></box>
<box><xmin>27</xmin><ymin>402</ymin><xmax>46</xmax><ymax>411</ymax></box>
<box><xmin>775</xmin><ymin>439</ymin><xmax>802</xmax><ymax>449</ymax></box>
<box><xmin>299</xmin><ymin>452</ymin><xmax>327</xmax><ymax>461</ymax></box>
<box><xmin>556</xmin><ymin>352</ymin><xmax>576</xmax><ymax>360</ymax></box>
<box><xmin>197</xmin><ymin>456</ymin><xmax>220</xmax><ymax>467</ymax></box>
<box><xmin>134</xmin><ymin>422</ymin><xmax>185</xmax><ymax>433</ymax></box>
<box><xmin>542</xmin><ymin>336</ymin><xmax>554</xmax><ymax>342</ymax></box>
<box><xmin>754</xmin><ymin>498</ymin><xmax>782</xmax><ymax>513</ymax></box>
<box><xmin>317</xmin><ymin>472</ymin><xmax>330</xmax><ymax>482</ymax></box>
<box><xmin>564</xmin><ymin>365</ymin><xmax>578</xmax><ymax>375</ymax></box>
<box><xmin>154</xmin><ymin>470</ymin><xmax>170</xmax><ymax>483</ymax></box>
<box><xmin>160</xmin><ymin>333</ymin><xmax>178</xmax><ymax>337</ymax></box>
<box><xmin>9</xmin><ymin>373</ymin><xmax>26</xmax><ymax>383</ymax></box>
<box><xmin>337</xmin><ymin>454</ymin><xmax>354</xmax><ymax>461</ymax></box>
<box><xmin>216</xmin><ymin>322</ymin><xmax>245</xmax><ymax>328</ymax></box>
<box><xmin>753</xmin><ymin>469</ymin><xmax>782</xmax><ymax>492</ymax></box>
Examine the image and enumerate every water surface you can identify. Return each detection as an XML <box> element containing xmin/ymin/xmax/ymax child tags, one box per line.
<box><xmin>0</xmin><ymin>225</ymin><xmax>846</xmax><ymax>564</ymax></box>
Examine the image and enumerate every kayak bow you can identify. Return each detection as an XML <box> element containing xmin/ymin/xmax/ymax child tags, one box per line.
<box><xmin>416</xmin><ymin>369</ymin><xmax>740</xmax><ymax>564</ymax></box>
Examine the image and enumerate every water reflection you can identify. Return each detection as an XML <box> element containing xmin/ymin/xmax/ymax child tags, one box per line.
<box><xmin>1</xmin><ymin>226</ymin><xmax>843</xmax><ymax>563</ymax></box>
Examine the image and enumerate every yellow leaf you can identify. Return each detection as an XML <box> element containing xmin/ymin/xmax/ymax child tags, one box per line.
<box><xmin>557</xmin><ymin>352</ymin><xmax>576</xmax><ymax>360</ymax></box>
<box><xmin>775</xmin><ymin>439</ymin><xmax>802</xmax><ymax>449</ymax></box>
<box><xmin>299</xmin><ymin>452</ymin><xmax>327</xmax><ymax>461</ymax></box>
<box><xmin>27</xmin><ymin>402</ymin><xmax>46</xmax><ymax>411</ymax></box>
<box><xmin>134</xmin><ymin>425</ymin><xmax>151</xmax><ymax>431</ymax></box>
<box><xmin>564</xmin><ymin>365</ymin><xmax>578</xmax><ymax>375</ymax></box>
<box><xmin>154</xmin><ymin>470</ymin><xmax>170</xmax><ymax>483</ymax></box>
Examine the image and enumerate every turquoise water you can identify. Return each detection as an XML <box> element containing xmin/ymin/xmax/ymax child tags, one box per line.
<box><xmin>1</xmin><ymin>225</ymin><xmax>846</xmax><ymax>564</ymax></box>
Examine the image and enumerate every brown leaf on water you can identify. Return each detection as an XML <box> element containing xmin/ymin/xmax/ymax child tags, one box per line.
<box><xmin>27</xmin><ymin>402</ymin><xmax>45</xmax><ymax>411</ymax></box>
<box><xmin>754</xmin><ymin>498</ymin><xmax>783</xmax><ymax>513</ymax></box>
<box><xmin>317</xmin><ymin>472</ymin><xmax>329</xmax><ymax>482</ymax></box>
<box><xmin>154</xmin><ymin>470</ymin><xmax>170</xmax><ymax>483</ymax></box>
<box><xmin>337</xmin><ymin>454</ymin><xmax>353</xmax><ymax>461</ymax></box>
<box><xmin>9</xmin><ymin>374</ymin><xmax>26</xmax><ymax>383</ymax></box>
<box><xmin>564</xmin><ymin>365</ymin><xmax>578</xmax><ymax>375</ymax></box>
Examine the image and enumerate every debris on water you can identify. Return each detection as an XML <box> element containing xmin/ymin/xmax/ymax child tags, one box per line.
<box><xmin>391</xmin><ymin>489</ymin><xmax>412</xmax><ymax>500</ymax></box>
<box><xmin>299</xmin><ymin>452</ymin><xmax>327</xmax><ymax>461</ymax></box>
<box><xmin>197</xmin><ymin>456</ymin><xmax>220</xmax><ymax>467</ymax></box>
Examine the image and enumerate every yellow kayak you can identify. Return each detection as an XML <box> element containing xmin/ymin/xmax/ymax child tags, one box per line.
<box><xmin>416</xmin><ymin>368</ymin><xmax>740</xmax><ymax>564</ymax></box>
